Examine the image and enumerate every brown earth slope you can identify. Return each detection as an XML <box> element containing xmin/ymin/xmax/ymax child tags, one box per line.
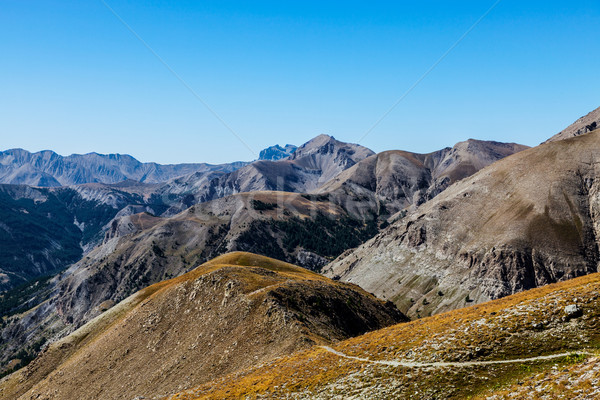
<box><xmin>325</xmin><ymin>129</ymin><xmax>600</xmax><ymax>318</ymax></box>
<box><xmin>0</xmin><ymin>252</ymin><xmax>405</xmax><ymax>400</ymax></box>
<box><xmin>170</xmin><ymin>271</ymin><xmax>600</xmax><ymax>400</ymax></box>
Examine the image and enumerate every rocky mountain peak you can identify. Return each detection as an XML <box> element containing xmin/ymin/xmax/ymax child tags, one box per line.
<box><xmin>290</xmin><ymin>134</ymin><xmax>374</xmax><ymax>164</ymax></box>
<box><xmin>258</xmin><ymin>144</ymin><xmax>297</xmax><ymax>161</ymax></box>
<box><xmin>291</xmin><ymin>134</ymin><xmax>341</xmax><ymax>158</ymax></box>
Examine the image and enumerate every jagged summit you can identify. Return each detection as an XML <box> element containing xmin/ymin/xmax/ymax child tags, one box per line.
<box><xmin>258</xmin><ymin>144</ymin><xmax>297</xmax><ymax>161</ymax></box>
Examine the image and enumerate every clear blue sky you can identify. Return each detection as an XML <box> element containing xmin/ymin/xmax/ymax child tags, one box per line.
<box><xmin>1</xmin><ymin>1</ymin><xmax>598</xmax><ymax>164</ymax></box>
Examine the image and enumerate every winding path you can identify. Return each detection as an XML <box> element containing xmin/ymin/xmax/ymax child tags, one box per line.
<box><xmin>321</xmin><ymin>346</ymin><xmax>595</xmax><ymax>368</ymax></box>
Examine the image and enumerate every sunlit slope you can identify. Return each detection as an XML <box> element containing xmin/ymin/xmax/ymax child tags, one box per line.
<box><xmin>326</xmin><ymin>129</ymin><xmax>600</xmax><ymax>317</ymax></box>
<box><xmin>172</xmin><ymin>271</ymin><xmax>600</xmax><ymax>400</ymax></box>
<box><xmin>0</xmin><ymin>252</ymin><xmax>405</xmax><ymax>400</ymax></box>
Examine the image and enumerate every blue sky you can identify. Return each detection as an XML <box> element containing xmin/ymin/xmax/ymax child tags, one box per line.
<box><xmin>1</xmin><ymin>1</ymin><xmax>598</xmax><ymax>164</ymax></box>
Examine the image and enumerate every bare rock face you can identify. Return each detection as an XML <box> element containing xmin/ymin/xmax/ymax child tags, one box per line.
<box><xmin>1</xmin><ymin>252</ymin><xmax>406</xmax><ymax>400</ymax></box>
<box><xmin>546</xmin><ymin>106</ymin><xmax>600</xmax><ymax>142</ymax></box>
<box><xmin>564</xmin><ymin>304</ymin><xmax>582</xmax><ymax>319</ymax></box>
<box><xmin>325</xmin><ymin>131</ymin><xmax>600</xmax><ymax>318</ymax></box>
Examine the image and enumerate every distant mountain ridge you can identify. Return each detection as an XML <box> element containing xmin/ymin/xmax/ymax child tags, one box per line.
<box><xmin>0</xmin><ymin>148</ymin><xmax>249</xmax><ymax>187</ymax></box>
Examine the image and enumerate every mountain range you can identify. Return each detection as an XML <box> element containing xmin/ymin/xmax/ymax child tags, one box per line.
<box><xmin>0</xmin><ymin>131</ymin><xmax>528</xmax><ymax>378</ymax></box>
<box><xmin>0</xmin><ymin>148</ymin><xmax>250</xmax><ymax>187</ymax></box>
<box><xmin>1</xmin><ymin>106</ymin><xmax>600</xmax><ymax>399</ymax></box>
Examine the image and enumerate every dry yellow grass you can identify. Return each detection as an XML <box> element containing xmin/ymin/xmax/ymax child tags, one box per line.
<box><xmin>171</xmin><ymin>272</ymin><xmax>600</xmax><ymax>399</ymax></box>
<box><xmin>0</xmin><ymin>252</ymin><xmax>404</xmax><ymax>400</ymax></box>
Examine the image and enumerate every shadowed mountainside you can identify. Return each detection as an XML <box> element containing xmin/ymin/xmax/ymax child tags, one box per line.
<box><xmin>0</xmin><ymin>184</ymin><xmax>141</xmax><ymax>291</ymax></box>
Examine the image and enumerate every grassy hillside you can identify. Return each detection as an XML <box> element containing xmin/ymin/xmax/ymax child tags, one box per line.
<box><xmin>0</xmin><ymin>252</ymin><xmax>405</xmax><ymax>400</ymax></box>
<box><xmin>170</xmin><ymin>271</ymin><xmax>600</xmax><ymax>399</ymax></box>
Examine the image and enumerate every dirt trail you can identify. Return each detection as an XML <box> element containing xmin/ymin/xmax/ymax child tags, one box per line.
<box><xmin>321</xmin><ymin>346</ymin><xmax>594</xmax><ymax>368</ymax></box>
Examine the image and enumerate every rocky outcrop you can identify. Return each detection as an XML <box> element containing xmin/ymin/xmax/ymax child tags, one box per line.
<box><xmin>546</xmin><ymin>106</ymin><xmax>600</xmax><ymax>142</ymax></box>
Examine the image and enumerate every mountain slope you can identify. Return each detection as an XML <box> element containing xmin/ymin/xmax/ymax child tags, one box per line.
<box><xmin>325</xmin><ymin>129</ymin><xmax>600</xmax><ymax>318</ymax></box>
<box><xmin>0</xmin><ymin>148</ymin><xmax>248</xmax><ymax>187</ymax></box>
<box><xmin>546</xmin><ymin>106</ymin><xmax>600</xmax><ymax>142</ymax></box>
<box><xmin>0</xmin><ymin>191</ymin><xmax>381</xmax><ymax>373</ymax></box>
<box><xmin>0</xmin><ymin>185</ymin><xmax>133</xmax><ymax>291</ymax></box>
<box><xmin>170</xmin><ymin>271</ymin><xmax>600</xmax><ymax>400</ymax></box>
<box><xmin>0</xmin><ymin>252</ymin><xmax>406</xmax><ymax>400</ymax></box>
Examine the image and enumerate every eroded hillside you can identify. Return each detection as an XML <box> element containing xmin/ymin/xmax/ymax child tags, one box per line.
<box><xmin>317</xmin><ymin>139</ymin><xmax>528</xmax><ymax>217</ymax></box>
<box><xmin>325</xmin><ymin>129</ymin><xmax>600</xmax><ymax>318</ymax></box>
